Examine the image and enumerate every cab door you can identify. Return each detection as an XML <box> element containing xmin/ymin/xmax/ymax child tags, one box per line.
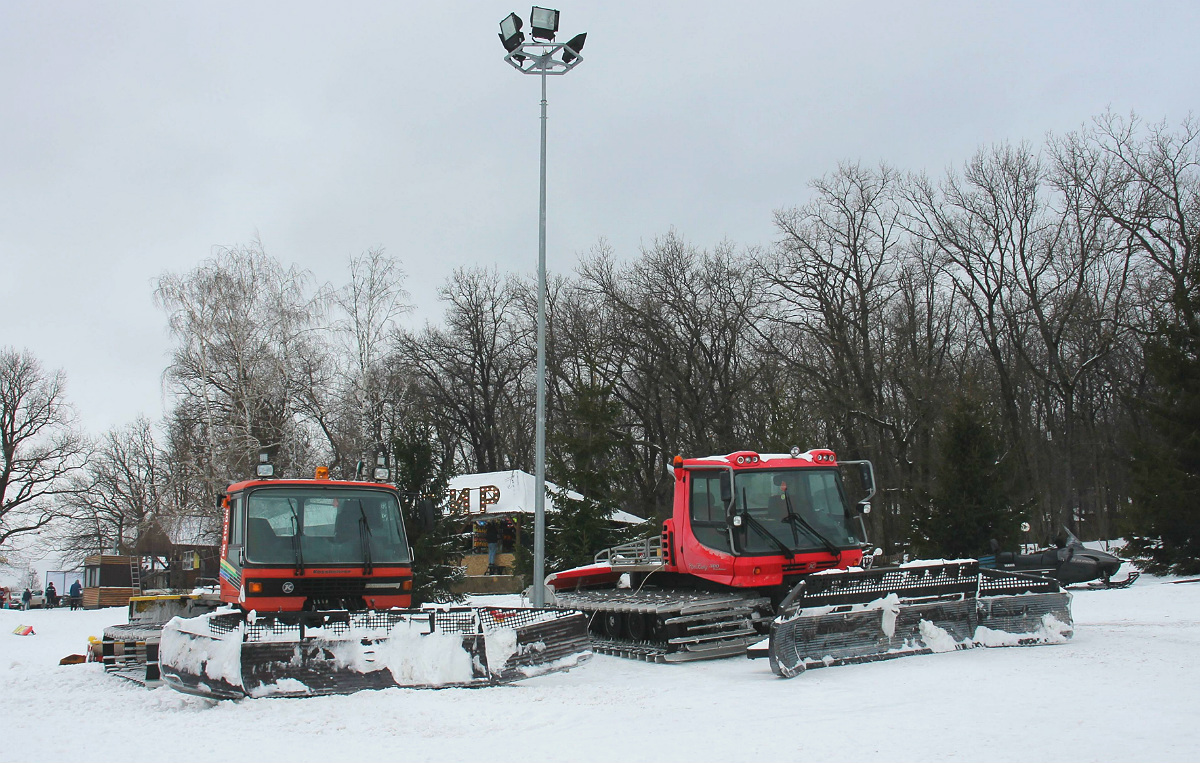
<box><xmin>219</xmin><ymin>492</ymin><xmax>246</xmax><ymax>603</ymax></box>
<box><xmin>679</xmin><ymin>470</ymin><xmax>735</xmax><ymax>584</ymax></box>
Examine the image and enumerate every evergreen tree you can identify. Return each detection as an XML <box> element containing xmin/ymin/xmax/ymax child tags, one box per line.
<box><xmin>545</xmin><ymin>490</ymin><xmax>622</xmax><ymax>571</ymax></box>
<box><xmin>391</xmin><ymin>421</ymin><xmax>464</xmax><ymax>604</ymax></box>
<box><xmin>1126</xmin><ymin>315</ymin><xmax>1200</xmax><ymax>574</ymax></box>
<box><xmin>508</xmin><ymin>385</ymin><xmax>652</xmax><ymax>585</ymax></box>
<box><xmin>544</xmin><ymin>385</ymin><xmax>648</xmax><ymax>570</ymax></box>
<box><xmin>915</xmin><ymin>390</ymin><xmax>1021</xmax><ymax>558</ymax></box>
<box><xmin>548</xmin><ymin>384</ymin><xmax>626</xmax><ymax>506</ymax></box>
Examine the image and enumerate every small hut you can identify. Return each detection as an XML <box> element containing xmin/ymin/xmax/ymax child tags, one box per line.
<box><xmin>80</xmin><ymin>555</ymin><xmax>138</xmax><ymax>609</ymax></box>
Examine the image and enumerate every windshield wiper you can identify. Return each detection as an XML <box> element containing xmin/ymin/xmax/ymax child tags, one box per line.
<box><xmin>781</xmin><ymin>492</ymin><xmax>843</xmax><ymax>561</ymax></box>
<box><xmin>740</xmin><ymin>488</ymin><xmax>794</xmax><ymax>560</ymax></box>
<box><xmin>287</xmin><ymin>499</ymin><xmax>304</xmax><ymax>575</ymax></box>
<box><xmin>353</xmin><ymin>500</ymin><xmax>373</xmax><ymax>575</ymax></box>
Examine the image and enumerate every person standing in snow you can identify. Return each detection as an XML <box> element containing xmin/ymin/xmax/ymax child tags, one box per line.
<box><xmin>21</xmin><ymin>588</ymin><xmax>31</xmax><ymax>610</ymax></box>
<box><xmin>69</xmin><ymin>579</ymin><xmax>83</xmax><ymax>610</ymax></box>
<box><xmin>45</xmin><ymin>581</ymin><xmax>57</xmax><ymax>608</ymax></box>
<box><xmin>486</xmin><ymin>520</ymin><xmax>500</xmax><ymax>574</ymax></box>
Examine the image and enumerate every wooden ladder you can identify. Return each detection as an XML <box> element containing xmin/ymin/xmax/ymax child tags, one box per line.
<box><xmin>129</xmin><ymin>557</ymin><xmax>142</xmax><ymax>595</ymax></box>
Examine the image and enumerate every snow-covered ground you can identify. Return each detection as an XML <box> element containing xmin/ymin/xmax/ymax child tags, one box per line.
<box><xmin>3</xmin><ymin>577</ymin><xmax>1197</xmax><ymax>763</ymax></box>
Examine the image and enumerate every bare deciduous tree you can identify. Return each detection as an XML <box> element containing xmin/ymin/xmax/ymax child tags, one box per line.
<box><xmin>398</xmin><ymin>267</ymin><xmax>532</xmax><ymax>473</ymax></box>
<box><xmin>156</xmin><ymin>241</ymin><xmax>321</xmax><ymax>500</ymax></box>
<box><xmin>55</xmin><ymin>417</ymin><xmax>165</xmax><ymax>557</ymax></box>
<box><xmin>0</xmin><ymin>347</ymin><xmax>87</xmax><ymax>550</ymax></box>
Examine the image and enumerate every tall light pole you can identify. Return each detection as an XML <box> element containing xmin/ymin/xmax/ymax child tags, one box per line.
<box><xmin>498</xmin><ymin>8</ymin><xmax>586</xmax><ymax>607</ymax></box>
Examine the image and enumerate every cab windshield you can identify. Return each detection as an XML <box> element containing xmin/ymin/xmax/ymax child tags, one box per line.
<box><xmin>732</xmin><ymin>468</ymin><xmax>861</xmax><ymax>554</ymax></box>
<box><xmin>244</xmin><ymin>487</ymin><xmax>411</xmax><ymax>566</ymax></box>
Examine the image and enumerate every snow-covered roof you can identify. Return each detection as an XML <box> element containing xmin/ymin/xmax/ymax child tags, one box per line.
<box><xmin>162</xmin><ymin>515</ymin><xmax>222</xmax><ymax>547</ymax></box>
<box><xmin>445</xmin><ymin>470</ymin><xmax>644</xmax><ymax>524</ymax></box>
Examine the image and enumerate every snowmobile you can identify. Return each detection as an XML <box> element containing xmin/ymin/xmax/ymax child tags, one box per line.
<box><xmin>982</xmin><ymin>527</ymin><xmax>1139</xmax><ymax>589</ymax></box>
<box><xmin>102</xmin><ymin>454</ymin><xmax>590</xmax><ymax>698</ymax></box>
<box><xmin>546</xmin><ymin>448</ymin><xmax>1073</xmax><ymax>678</ymax></box>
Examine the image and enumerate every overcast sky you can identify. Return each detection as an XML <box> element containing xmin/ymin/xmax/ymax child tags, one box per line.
<box><xmin>2</xmin><ymin>1</ymin><xmax>1198</xmax><ymax>436</ymax></box>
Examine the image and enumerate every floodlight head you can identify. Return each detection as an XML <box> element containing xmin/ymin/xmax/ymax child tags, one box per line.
<box><xmin>561</xmin><ymin>32</ymin><xmax>586</xmax><ymax>64</ymax></box>
<box><xmin>499</xmin><ymin>12</ymin><xmax>525</xmax><ymax>52</ymax></box>
<box><xmin>529</xmin><ymin>6</ymin><xmax>560</xmax><ymax>40</ymax></box>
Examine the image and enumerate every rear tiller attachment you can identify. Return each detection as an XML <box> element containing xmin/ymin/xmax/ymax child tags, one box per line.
<box><xmin>766</xmin><ymin>561</ymin><xmax>1072</xmax><ymax>678</ymax></box>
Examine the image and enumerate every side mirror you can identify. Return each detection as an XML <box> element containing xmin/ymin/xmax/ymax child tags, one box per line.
<box><xmin>719</xmin><ymin>473</ymin><xmax>732</xmax><ymax>505</ymax></box>
<box><xmin>859</xmin><ymin>464</ymin><xmax>874</xmax><ymax>493</ymax></box>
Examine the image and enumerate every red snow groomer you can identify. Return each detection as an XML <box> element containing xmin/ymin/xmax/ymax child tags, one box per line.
<box><xmin>103</xmin><ymin>453</ymin><xmax>590</xmax><ymax>698</ymax></box>
<box><xmin>547</xmin><ymin>448</ymin><xmax>1073</xmax><ymax>677</ymax></box>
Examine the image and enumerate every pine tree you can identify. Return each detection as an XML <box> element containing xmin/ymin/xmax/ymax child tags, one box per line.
<box><xmin>548</xmin><ymin>384</ymin><xmax>626</xmax><ymax>506</ymax></box>
<box><xmin>545</xmin><ymin>489</ymin><xmax>622</xmax><ymax>571</ymax></box>
<box><xmin>544</xmin><ymin>385</ymin><xmax>649</xmax><ymax>570</ymax></box>
<box><xmin>915</xmin><ymin>390</ymin><xmax>1021</xmax><ymax>558</ymax></box>
<box><xmin>508</xmin><ymin>385</ymin><xmax>652</xmax><ymax>585</ymax></box>
<box><xmin>391</xmin><ymin>422</ymin><xmax>465</xmax><ymax>604</ymax></box>
<box><xmin>1126</xmin><ymin>315</ymin><xmax>1200</xmax><ymax>574</ymax></box>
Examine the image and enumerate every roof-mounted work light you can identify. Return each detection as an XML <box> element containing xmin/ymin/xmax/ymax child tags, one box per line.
<box><xmin>256</xmin><ymin>451</ymin><xmax>274</xmax><ymax>478</ymax></box>
<box><xmin>529</xmin><ymin>6</ymin><xmax>560</xmax><ymax>40</ymax></box>
<box><xmin>373</xmin><ymin>452</ymin><xmax>390</xmax><ymax>482</ymax></box>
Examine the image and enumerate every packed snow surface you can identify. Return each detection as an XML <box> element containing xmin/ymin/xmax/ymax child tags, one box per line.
<box><xmin>3</xmin><ymin>579</ymin><xmax>1199</xmax><ymax>762</ymax></box>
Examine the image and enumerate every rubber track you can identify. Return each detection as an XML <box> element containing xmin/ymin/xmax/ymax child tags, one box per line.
<box><xmin>553</xmin><ymin>589</ymin><xmax>771</xmax><ymax>661</ymax></box>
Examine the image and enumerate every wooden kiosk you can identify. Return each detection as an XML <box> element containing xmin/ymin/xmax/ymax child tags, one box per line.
<box><xmin>81</xmin><ymin>555</ymin><xmax>137</xmax><ymax>609</ymax></box>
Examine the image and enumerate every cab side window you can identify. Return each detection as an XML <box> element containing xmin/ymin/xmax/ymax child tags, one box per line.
<box><xmin>229</xmin><ymin>496</ymin><xmax>244</xmax><ymax>546</ymax></box>
<box><xmin>690</xmin><ymin>471</ymin><xmax>731</xmax><ymax>553</ymax></box>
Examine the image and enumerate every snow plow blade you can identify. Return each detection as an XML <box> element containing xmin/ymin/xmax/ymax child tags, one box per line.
<box><xmin>159</xmin><ymin>607</ymin><xmax>591</xmax><ymax>699</ymax></box>
<box><xmin>768</xmin><ymin>561</ymin><xmax>1072</xmax><ymax>678</ymax></box>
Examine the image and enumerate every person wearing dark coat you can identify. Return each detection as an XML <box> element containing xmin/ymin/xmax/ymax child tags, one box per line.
<box><xmin>486</xmin><ymin>520</ymin><xmax>501</xmax><ymax>574</ymax></box>
<box><xmin>45</xmin><ymin>582</ymin><xmax>58</xmax><ymax>608</ymax></box>
<box><xmin>21</xmin><ymin>588</ymin><xmax>31</xmax><ymax>611</ymax></box>
<box><xmin>68</xmin><ymin>580</ymin><xmax>83</xmax><ymax>611</ymax></box>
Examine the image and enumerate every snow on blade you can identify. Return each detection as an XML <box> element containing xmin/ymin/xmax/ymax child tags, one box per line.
<box><xmin>974</xmin><ymin>612</ymin><xmax>1073</xmax><ymax>647</ymax></box>
<box><xmin>918</xmin><ymin>619</ymin><xmax>962</xmax><ymax>652</ymax></box>
<box><xmin>879</xmin><ymin>594</ymin><xmax>900</xmax><ymax>638</ymax></box>
<box><xmin>374</xmin><ymin>621</ymin><xmax>475</xmax><ymax>686</ymax></box>
<box><xmin>248</xmin><ymin>678</ymin><xmax>311</xmax><ymax>698</ymax></box>
<box><xmin>484</xmin><ymin>627</ymin><xmax>518</xmax><ymax>675</ymax></box>
<box><xmin>159</xmin><ymin>615</ymin><xmax>244</xmax><ymax>689</ymax></box>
